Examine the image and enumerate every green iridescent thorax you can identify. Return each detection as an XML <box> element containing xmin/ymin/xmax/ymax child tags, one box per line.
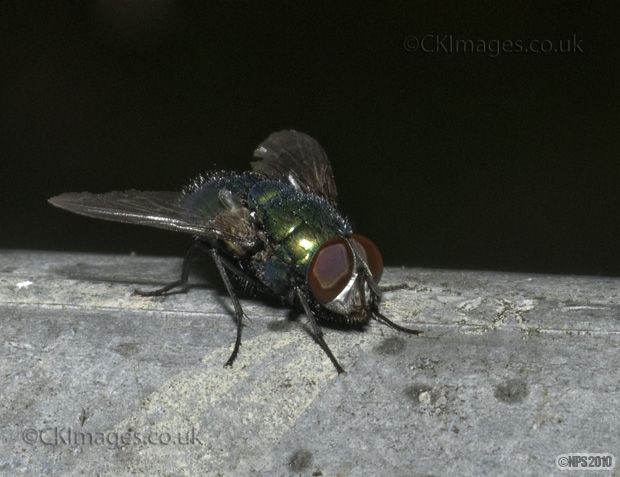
<box><xmin>255</xmin><ymin>187</ymin><xmax>351</xmax><ymax>269</ymax></box>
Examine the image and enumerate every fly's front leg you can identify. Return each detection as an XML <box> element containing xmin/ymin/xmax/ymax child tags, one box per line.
<box><xmin>295</xmin><ymin>288</ymin><xmax>345</xmax><ymax>374</ymax></box>
<box><xmin>210</xmin><ymin>249</ymin><xmax>247</xmax><ymax>367</ymax></box>
<box><xmin>371</xmin><ymin>307</ymin><xmax>423</xmax><ymax>335</ymax></box>
<box><xmin>379</xmin><ymin>283</ymin><xmax>410</xmax><ymax>292</ymax></box>
<box><xmin>133</xmin><ymin>242</ymin><xmax>203</xmax><ymax>296</ymax></box>
<box><xmin>361</xmin><ymin>269</ymin><xmax>410</xmax><ymax>301</ymax></box>
<box><xmin>363</xmin><ymin>273</ymin><xmax>410</xmax><ymax>295</ymax></box>
<box><xmin>362</xmin><ymin>270</ymin><xmax>422</xmax><ymax>335</ymax></box>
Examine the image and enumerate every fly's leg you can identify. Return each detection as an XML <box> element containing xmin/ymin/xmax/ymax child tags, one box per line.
<box><xmin>366</xmin><ymin>276</ymin><xmax>410</xmax><ymax>294</ymax></box>
<box><xmin>133</xmin><ymin>242</ymin><xmax>203</xmax><ymax>296</ymax></box>
<box><xmin>361</xmin><ymin>270</ymin><xmax>422</xmax><ymax>335</ymax></box>
<box><xmin>348</xmin><ymin>237</ymin><xmax>409</xmax><ymax>294</ymax></box>
<box><xmin>135</xmin><ymin>242</ymin><xmax>249</xmax><ymax>367</ymax></box>
<box><xmin>295</xmin><ymin>288</ymin><xmax>345</xmax><ymax>374</ymax></box>
<box><xmin>379</xmin><ymin>283</ymin><xmax>410</xmax><ymax>292</ymax></box>
<box><xmin>210</xmin><ymin>249</ymin><xmax>246</xmax><ymax>367</ymax></box>
<box><xmin>371</xmin><ymin>307</ymin><xmax>422</xmax><ymax>335</ymax></box>
<box><xmin>201</xmin><ymin>244</ymin><xmax>268</xmax><ymax>295</ymax></box>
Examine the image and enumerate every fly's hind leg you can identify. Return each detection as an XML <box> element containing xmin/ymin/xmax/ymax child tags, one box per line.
<box><xmin>210</xmin><ymin>248</ymin><xmax>247</xmax><ymax>367</ymax></box>
<box><xmin>133</xmin><ymin>242</ymin><xmax>203</xmax><ymax>296</ymax></box>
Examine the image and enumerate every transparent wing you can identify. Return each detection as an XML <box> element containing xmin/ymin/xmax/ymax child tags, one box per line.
<box><xmin>251</xmin><ymin>130</ymin><xmax>338</xmax><ymax>204</ymax></box>
<box><xmin>48</xmin><ymin>190</ymin><xmax>255</xmax><ymax>245</ymax></box>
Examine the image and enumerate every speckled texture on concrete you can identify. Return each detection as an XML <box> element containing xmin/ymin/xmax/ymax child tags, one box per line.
<box><xmin>1</xmin><ymin>250</ymin><xmax>619</xmax><ymax>476</ymax></box>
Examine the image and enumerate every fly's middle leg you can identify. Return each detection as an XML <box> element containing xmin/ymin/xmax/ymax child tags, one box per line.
<box><xmin>210</xmin><ymin>249</ymin><xmax>247</xmax><ymax>368</ymax></box>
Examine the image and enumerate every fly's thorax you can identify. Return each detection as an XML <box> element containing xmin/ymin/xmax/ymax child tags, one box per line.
<box><xmin>254</xmin><ymin>188</ymin><xmax>351</xmax><ymax>269</ymax></box>
<box><xmin>247</xmin><ymin>180</ymin><xmax>292</xmax><ymax>209</ymax></box>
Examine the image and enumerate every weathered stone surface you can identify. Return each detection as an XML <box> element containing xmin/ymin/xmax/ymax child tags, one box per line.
<box><xmin>1</xmin><ymin>250</ymin><xmax>618</xmax><ymax>476</ymax></box>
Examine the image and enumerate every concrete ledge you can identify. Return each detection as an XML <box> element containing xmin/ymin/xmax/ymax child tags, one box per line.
<box><xmin>1</xmin><ymin>250</ymin><xmax>619</xmax><ymax>476</ymax></box>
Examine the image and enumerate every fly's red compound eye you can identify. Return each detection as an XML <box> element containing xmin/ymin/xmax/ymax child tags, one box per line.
<box><xmin>307</xmin><ymin>237</ymin><xmax>354</xmax><ymax>304</ymax></box>
<box><xmin>350</xmin><ymin>234</ymin><xmax>383</xmax><ymax>282</ymax></box>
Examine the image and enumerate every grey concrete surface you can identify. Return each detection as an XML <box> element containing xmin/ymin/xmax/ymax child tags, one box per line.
<box><xmin>0</xmin><ymin>250</ymin><xmax>619</xmax><ymax>476</ymax></box>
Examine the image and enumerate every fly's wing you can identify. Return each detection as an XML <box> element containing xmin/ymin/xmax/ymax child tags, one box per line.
<box><xmin>48</xmin><ymin>190</ymin><xmax>256</xmax><ymax>246</ymax></box>
<box><xmin>251</xmin><ymin>130</ymin><xmax>338</xmax><ymax>205</ymax></box>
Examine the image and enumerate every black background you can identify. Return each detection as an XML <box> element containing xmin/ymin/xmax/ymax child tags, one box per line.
<box><xmin>2</xmin><ymin>1</ymin><xmax>618</xmax><ymax>276</ymax></box>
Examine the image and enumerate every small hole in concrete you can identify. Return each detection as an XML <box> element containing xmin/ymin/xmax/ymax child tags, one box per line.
<box><xmin>495</xmin><ymin>378</ymin><xmax>529</xmax><ymax>403</ymax></box>
<box><xmin>288</xmin><ymin>449</ymin><xmax>313</xmax><ymax>472</ymax></box>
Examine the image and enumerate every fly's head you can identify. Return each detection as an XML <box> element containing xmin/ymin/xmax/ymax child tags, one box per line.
<box><xmin>306</xmin><ymin>234</ymin><xmax>384</xmax><ymax>324</ymax></box>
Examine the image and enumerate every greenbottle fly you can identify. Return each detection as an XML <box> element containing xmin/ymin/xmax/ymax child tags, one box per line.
<box><xmin>49</xmin><ymin>130</ymin><xmax>421</xmax><ymax>373</ymax></box>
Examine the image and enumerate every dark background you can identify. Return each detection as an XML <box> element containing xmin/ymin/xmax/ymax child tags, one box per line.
<box><xmin>1</xmin><ymin>1</ymin><xmax>618</xmax><ymax>276</ymax></box>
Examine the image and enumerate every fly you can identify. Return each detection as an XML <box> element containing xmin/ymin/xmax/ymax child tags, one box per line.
<box><xmin>49</xmin><ymin>130</ymin><xmax>422</xmax><ymax>373</ymax></box>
